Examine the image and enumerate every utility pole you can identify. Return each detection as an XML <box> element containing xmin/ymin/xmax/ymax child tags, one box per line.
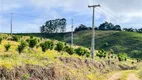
<box><xmin>10</xmin><ymin>13</ymin><xmax>13</xmax><ymax>35</ymax></box>
<box><xmin>88</xmin><ymin>4</ymin><xmax>100</xmax><ymax>59</ymax></box>
<box><xmin>0</xmin><ymin>0</ymin><xmax>3</xmax><ymax>33</ymax></box>
<box><xmin>71</xmin><ymin>19</ymin><xmax>74</xmax><ymax>46</ymax></box>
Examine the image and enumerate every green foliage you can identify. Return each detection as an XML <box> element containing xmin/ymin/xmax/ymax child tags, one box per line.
<box><xmin>130</xmin><ymin>50</ymin><xmax>142</xmax><ymax>58</ymax></box>
<box><xmin>64</xmin><ymin>46</ymin><xmax>75</xmax><ymax>55</ymax></box>
<box><xmin>99</xmin><ymin>21</ymin><xmax>121</xmax><ymax>31</ymax></box>
<box><xmin>74</xmin><ymin>24</ymin><xmax>92</xmax><ymax>32</ymax></box>
<box><xmin>11</xmin><ymin>35</ymin><xmax>20</xmax><ymax>42</ymax></box>
<box><xmin>96</xmin><ymin>49</ymin><xmax>107</xmax><ymax>58</ymax></box>
<box><xmin>103</xmin><ymin>42</ymin><xmax>108</xmax><ymax>47</ymax></box>
<box><xmin>40</xmin><ymin>40</ymin><xmax>54</xmax><ymax>52</ymax></box>
<box><xmin>30</xmin><ymin>36</ymin><xmax>34</xmax><ymax>39</ymax></box>
<box><xmin>22</xmin><ymin>74</ymin><xmax>30</xmax><ymax>80</ymax></box>
<box><xmin>123</xmin><ymin>28</ymin><xmax>134</xmax><ymax>32</ymax></box>
<box><xmin>0</xmin><ymin>37</ymin><xmax>2</xmax><ymax>44</ymax></box>
<box><xmin>16</xmin><ymin>30</ymin><xmax>142</xmax><ymax>58</ymax></box>
<box><xmin>40</xmin><ymin>18</ymin><xmax>66</xmax><ymax>33</ymax></box>
<box><xmin>55</xmin><ymin>42</ymin><xmax>64</xmax><ymax>52</ymax></box>
<box><xmin>75</xmin><ymin>47</ymin><xmax>89</xmax><ymax>56</ymax></box>
<box><xmin>118</xmin><ymin>53</ymin><xmax>128</xmax><ymax>61</ymax></box>
<box><xmin>17</xmin><ymin>41</ymin><xmax>27</xmax><ymax>54</ymax></box>
<box><xmin>4</xmin><ymin>43</ymin><xmax>11</xmax><ymax>52</ymax></box>
<box><xmin>28</xmin><ymin>38</ymin><xmax>37</xmax><ymax>49</ymax></box>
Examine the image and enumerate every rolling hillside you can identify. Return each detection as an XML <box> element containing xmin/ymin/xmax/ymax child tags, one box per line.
<box><xmin>0</xmin><ymin>34</ymin><xmax>141</xmax><ymax>80</ymax></box>
<box><xmin>16</xmin><ymin>30</ymin><xmax>142</xmax><ymax>58</ymax></box>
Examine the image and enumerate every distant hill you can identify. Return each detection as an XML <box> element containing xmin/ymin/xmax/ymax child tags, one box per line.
<box><xmin>16</xmin><ymin>30</ymin><xmax>142</xmax><ymax>58</ymax></box>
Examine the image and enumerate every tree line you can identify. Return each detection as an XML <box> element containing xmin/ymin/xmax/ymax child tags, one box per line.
<box><xmin>74</xmin><ymin>21</ymin><xmax>121</xmax><ymax>32</ymax></box>
<box><xmin>39</xmin><ymin>18</ymin><xmax>142</xmax><ymax>33</ymax></box>
<box><xmin>123</xmin><ymin>28</ymin><xmax>142</xmax><ymax>33</ymax></box>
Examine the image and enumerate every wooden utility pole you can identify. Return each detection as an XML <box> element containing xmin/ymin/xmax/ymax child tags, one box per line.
<box><xmin>88</xmin><ymin>4</ymin><xmax>100</xmax><ymax>59</ymax></box>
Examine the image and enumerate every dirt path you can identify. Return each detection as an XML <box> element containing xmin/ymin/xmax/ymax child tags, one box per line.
<box><xmin>109</xmin><ymin>72</ymin><xmax>122</xmax><ymax>80</ymax></box>
<box><xmin>127</xmin><ymin>73</ymin><xmax>140</xmax><ymax>80</ymax></box>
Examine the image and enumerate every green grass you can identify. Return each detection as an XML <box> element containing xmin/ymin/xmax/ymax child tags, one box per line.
<box><xmin>15</xmin><ymin>30</ymin><xmax>142</xmax><ymax>58</ymax></box>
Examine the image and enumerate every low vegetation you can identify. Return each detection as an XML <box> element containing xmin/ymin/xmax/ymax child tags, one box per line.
<box><xmin>4</xmin><ymin>43</ymin><xmax>11</xmax><ymax>52</ymax></box>
<box><xmin>0</xmin><ymin>37</ymin><xmax>2</xmax><ymax>44</ymax></box>
<box><xmin>40</xmin><ymin>40</ymin><xmax>54</xmax><ymax>52</ymax></box>
<box><xmin>17</xmin><ymin>41</ymin><xmax>27</xmax><ymax>54</ymax></box>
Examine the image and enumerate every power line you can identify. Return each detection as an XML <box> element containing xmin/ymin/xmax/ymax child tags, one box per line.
<box><xmin>96</xmin><ymin>8</ymin><xmax>119</xmax><ymax>24</ymax></box>
<box><xmin>98</xmin><ymin>7</ymin><xmax>122</xmax><ymax>24</ymax></box>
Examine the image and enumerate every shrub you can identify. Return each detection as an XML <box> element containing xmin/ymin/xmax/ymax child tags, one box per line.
<box><xmin>40</xmin><ymin>40</ymin><xmax>54</xmax><ymax>52</ymax></box>
<box><xmin>17</xmin><ymin>41</ymin><xmax>27</xmax><ymax>54</ymax></box>
<box><xmin>75</xmin><ymin>47</ymin><xmax>89</xmax><ymax>56</ymax></box>
<box><xmin>64</xmin><ymin>46</ymin><xmax>74</xmax><ymax>55</ymax></box>
<box><xmin>117</xmin><ymin>53</ymin><xmax>128</xmax><ymax>61</ymax></box>
<box><xmin>0</xmin><ymin>38</ymin><xmax>2</xmax><ymax>44</ymax></box>
<box><xmin>30</xmin><ymin>36</ymin><xmax>34</xmax><ymax>39</ymax></box>
<box><xmin>96</xmin><ymin>49</ymin><xmax>107</xmax><ymax>58</ymax></box>
<box><xmin>4</xmin><ymin>43</ymin><xmax>11</xmax><ymax>52</ymax></box>
<box><xmin>84</xmin><ymin>49</ymin><xmax>90</xmax><ymax>57</ymax></box>
<box><xmin>26</xmin><ymin>39</ymin><xmax>30</xmax><ymax>43</ymax></box>
<box><xmin>28</xmin><ymin>38</ymin><xmax>37</xmax><ymax>49</ymax></box>
<box><xmin>55</xmin><ymin>42</ymin><xmax>64</xmax><ymax>52</ymax></box>
<box><xmin>12</xmin><ymin>35</ymin><xmax>20</xmax><ymax>42</ymax></box>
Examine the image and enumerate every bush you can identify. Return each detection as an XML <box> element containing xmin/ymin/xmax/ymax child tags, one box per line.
<box><xmin>12</xmin><ymin>35</ymin><xmax>20</xmax><ymax>42</ymax></box>
<box><xmin>64</xmin><ymin>46</ymin><xmax>74</xmax><ymax>55</ymax></box>
<box><xmin>4</xmin><ymin>43</ymin><xmax>11</xmax><ymax>52</ymax></box>
<box><xmin>84</xmin><ymin>49</ymin><xmax>90</xmax><ymax>57</ymax></box>
<box><xmin>28</xmin><ymin>38</ymin><xmax>37</xmax><ymax>49</ymax></box>
<box><xmin>75</xmin><ymin>47</ymin><xmax>89</xmax><ymax>56</ymax></box>
<box><xmin>96</xmin><ymin>49</ymin><xmax>107</xmax><ymax>58</ymax></box>
<box><xmin>17</xmin><ymin>41</ymin><xmax>27</xmax><ymax>54</ymax></box>
<box><xmin>30</xmin><ymin>36</ymin><xmax>34</xmax><ymax>39</ymax></box>
<box><xmin>40</xmin><ymin>40</ymin><xmax>54</xmax><ymax>52</ymax></box>
<box><xmin>117</xmin><ymin>53</ymin><xmax>128</xmax><ymax>61</ymax></box>
<box><xmin>55</xmin><ymin>42</ymin><xmax>64</xmax><ymax>52</ymax></box>
<box><xmin>0</xmin><ymin>38</ymin><xmax>2</xmax><ymax>44</ymax></box>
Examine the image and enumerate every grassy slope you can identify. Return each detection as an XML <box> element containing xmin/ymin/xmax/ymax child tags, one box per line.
<box><xmin>15</xmin><ymin>30</ymin><xmax>142</xmax><ymax>58</ymax></box>
<box><xmin>0</xmin><ymin>39</ymin><xmax>112</xmax><ymax>80</ymax></box>
<box><xmin>0</xmin><ymin>34</ymin><xmax>141</xmax><ymax>80</ymax></box>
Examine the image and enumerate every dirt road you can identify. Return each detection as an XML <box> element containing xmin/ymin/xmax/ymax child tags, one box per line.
<box><xmin>108</xmin><ymin>71</ymin><xmax>141</xmax><ymax>80</ymax></box>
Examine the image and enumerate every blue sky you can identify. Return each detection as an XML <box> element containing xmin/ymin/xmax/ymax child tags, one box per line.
<box><xmin>0</xmin><ymin>0</ymin><xmax>142</xmax><ymax>33</ymax></box>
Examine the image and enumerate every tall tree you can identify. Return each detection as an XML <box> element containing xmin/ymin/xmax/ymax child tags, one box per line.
<box><xmin>40</xmin><ymin>18</ymin><xmax>66</xmax><ymax>33</ymax></box>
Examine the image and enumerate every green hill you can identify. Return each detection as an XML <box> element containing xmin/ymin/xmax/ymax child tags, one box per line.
<box><xmin>0</xmin><ymin>33</ymin><xmax>142</xmax><ymax>80</ymax></box>
<box><xmin>16</xmin><ymin>30</ymin><xmax>142</xmax><ymax>58</ymax></box>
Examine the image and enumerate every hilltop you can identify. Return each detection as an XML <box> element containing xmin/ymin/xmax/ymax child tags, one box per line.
<box><xmin>16</xmin><ymin>30</ymin><xmax>142</xmax><ymax>58</ymax></box>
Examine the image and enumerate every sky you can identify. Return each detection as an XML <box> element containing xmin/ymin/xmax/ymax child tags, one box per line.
<box><xmin>0</xmin><ymin>0</ymin><xmax>142</xmax><ymax>33</ymax></box>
